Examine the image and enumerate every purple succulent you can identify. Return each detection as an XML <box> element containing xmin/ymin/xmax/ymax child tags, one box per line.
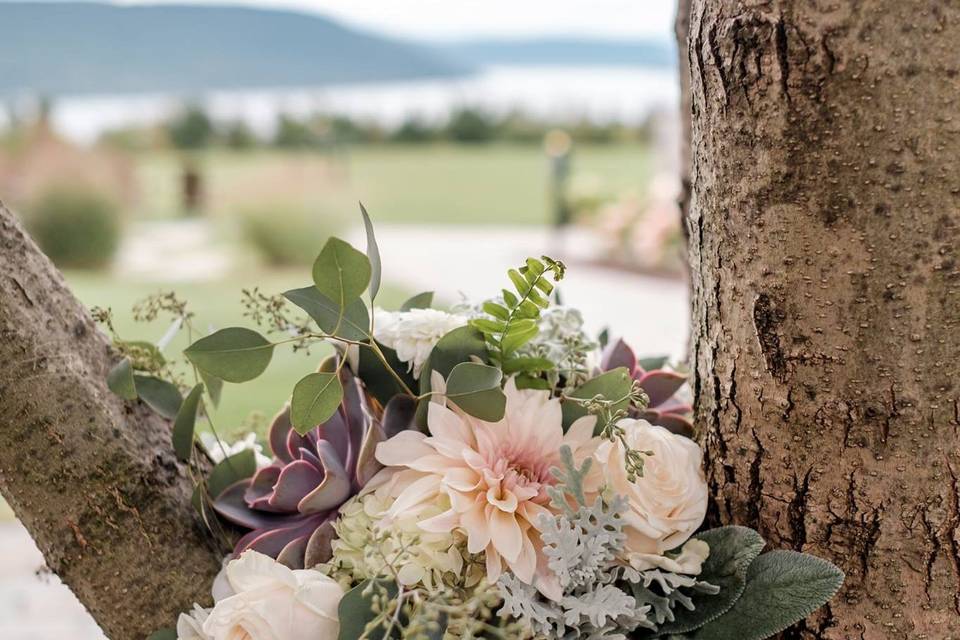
<box><xmin>212</xmin><ymin>366</ymin><xmax>416</xmax><ymax>569</ymax></box>
<box><xmin>600</xmin><ymin>338</ymin><xmax>694</xmax><ymax>437</ymax></box>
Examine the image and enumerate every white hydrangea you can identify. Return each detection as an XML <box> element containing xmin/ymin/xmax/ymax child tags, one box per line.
<box><xmin>373</xmin><ymin>308</ymin><xmax>467</xmax><ymax>378</ymax></box>
<box><xmin>331</xmin><ymin>470</ymin><xmax>479</xmax><ymax>590</ymax></box>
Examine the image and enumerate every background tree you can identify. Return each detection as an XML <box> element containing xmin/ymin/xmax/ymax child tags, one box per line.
<box><xmin>685</xmin><ymin>1</ymin><xmax>960</xmax><ymax>638</ymax></box>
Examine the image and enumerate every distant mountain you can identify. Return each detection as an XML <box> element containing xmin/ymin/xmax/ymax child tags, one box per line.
<box><xmin>0</xmin><ymin>2</ymin><xmax>471</xmax><ymax>96</ymax></box>
<box><xmin>440</xmin><ymin>37</ymin><xmax>676</xmax><ymax>69</ymax></box>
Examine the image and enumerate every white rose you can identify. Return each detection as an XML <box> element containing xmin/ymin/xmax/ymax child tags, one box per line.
<box><xmin>595</xmin><ymin>419</ymin><xmax>708</xmax><ymax>555</ymax></box>
<box><xmin>177</xmin><ymin>605</ymin><xmax>211</xmax><ymax>640</ymax></box>
<box><xmin>202</xmin><ymin>551</ymin><xmax>343</xmax><ymax>640</ymax></box>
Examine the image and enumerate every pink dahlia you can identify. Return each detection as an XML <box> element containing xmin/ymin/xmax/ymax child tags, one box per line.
<box><xmin>375</xmin><ymin>378</ymin><xmax>598</xmax><ymax>599</ymax></box>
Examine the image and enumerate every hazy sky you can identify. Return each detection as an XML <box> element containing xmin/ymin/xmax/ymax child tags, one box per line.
<box><xmin>117</xmin><ymin>0</ymin><xmax>678</xmax><ymax>40</ymax></box>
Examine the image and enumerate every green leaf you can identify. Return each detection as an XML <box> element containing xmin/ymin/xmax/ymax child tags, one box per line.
<box><xmin>400</xmin><ymin>291</ymin><xmax>434</xmax><ymax>311</ymax></box>
<box><xmin>206</xmin><ymin>449</ymin><xmax>257</xmax><ymax>500</ymax></box>
<box><xmin>147</xmin><ymin>630</ymin><xmax>177</xmax><ymax>640</ymax></box>
<box><xmin>199</xmin><ymin>368</ymin><xmax>223</xmax><ymax>407</ymax></box>
<box><xmin>429</xmin><ymin>326</ymin><xmax>490</xmax><ymax>378</ymax></box>
<box><xmin>654</xmin><ymin>526</ymin><xmax>766</xmax><ymax>637</ymax></box>
<box><xmin>534</xmin><ymin>277</ymin><xmax>554</xmax><ymax>295</ymax></box>
<box><xmin>445</xmin><ymin>362</ymin><xmax>506</xmax><ymax>422</ymax></box>
<box><xmin>415</xmin><ymin>325</ymin><xmax>490</xmax><ymax>427</ymax></box>
<box><xmin>482</xmin><ymin>301</ymin><xmax>510</xmax><ymax>321</ymax></box>
<box><xmin>291</xmin><ymin>372</ymin><xmax>343</xmax><ymax>435</ymax></box>
<box><xmin>501</xmin><ymin>321</ymin><xmax>538</xmax><ymax>355</ymax></box>
<box><xmin>639</xmin><ymin>355</ymin><xmax>670</xmax><ymax>371</ymax></box>
<box><xmin>502</xmin><ymin>356</ymin><xmax>555</xmax><ymax>375</ymax></box>
<box><xmin>687</xmin><ymin>551</ymin><xmax>844</xmax><ymax>640</ymax></box>
<box><xmin>357</xmin><ymin>342</ymin><xmax>417</xmax><ymax>406</ymax></box>
<box><xmin>502</xmin><ymin>289</ymin><xmax>519</xmax><ymax>308</ymax></box>
<box><xmin>561</xmin><ymin>367</ymin><xmax>633</xmax><ymax>431</ymax></box>
<box><xmin>312</xmin><ymin>237</ymin><xmax>371</xmax><ymax>307</ymax></box>
<box><xmin>117</xmin><ymin>339</ymin><xmax>166</xmax><ymax>369</ymax></box>
<box><xmin>359</xmin><ymin>203</ymin><xmax>381</xmax><ymax>301</ymax></box>
<box><xmin>106</xmin><ymin>357</ymin><xmax>137</xmax><ymax>400</ymax></box>
<box><xmin>133</xmin><ymin>375</ymin><xmax>182</xmax><ymax>419</ymax></box>
<box><xmin>184</xmin><ymin>328</ymin><xmax>274</xmax><ymax>384</ymax></box>
<box><xmin>172</xmin><ymin>384</ymin><xmax>204</xmax><ymax>461</ymax></box>
<box><xmin>284</xmin><ymin>286</ymin><xmax>370</xmax><ymax>342</ymax></box>
<box><xmin>525</xmin><ymin>257</ymin><xmax>545</xmax><ymax>276</ymax></box>
<box><xmin>471</xmin><ymin>317</ymin><xmax>507</xmax><ymax>334</ymax></box>
<box><xmin>508</xmin><ymin>268</ymin><xmax>530</xmax><ymax>294</ymax></box>
<box><xmin>338</xmin><ymin>579</ymin><xmax>400</xmax><ymax>640</ymax></box>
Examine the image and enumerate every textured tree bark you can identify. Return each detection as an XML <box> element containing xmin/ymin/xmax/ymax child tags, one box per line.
<box><xmin>687</xmin><ymin>1</ymin><xmax>960</xmax><ymax>638</ymax></box>
<box><xmin>0</xmin><ymin>203</ymin><xmax>220</xmax><ymax>639</ymax></box>
<box><xmin>675</xmin><ymin>0</ymin><xmax>692</xmax><ymax>227</ymax></box>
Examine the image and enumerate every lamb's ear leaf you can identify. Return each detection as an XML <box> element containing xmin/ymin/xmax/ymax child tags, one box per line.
<box><xmin>172</xmin><ymin>384</ymin><xmax>204</xmax><ymax>461</ymax></box>
<box><xmin>686</xmin><ymin>550</ymin><xmax>844</xmax><ymax>640</ymax></box>
<box><xmin>444</xmin><ymin>362</ymin><xmax>506</xmax><ymax>422</ymax></box>
<box><xmin>653</xmin><ymin>526</ymin><xmax>765</xmax><ymax>637</ymax></box>
<box><xmin>147</xmin><ymin>629</ymin><xmax>177</xmax><ymax>640</ymax></box>
<box><xmin>338</xmin><ymin>579</ymin><xmax>401</xmax><ymax>640</ymax></box>
<box><xmin>107</xmin><ymin>357</ymin><xmax>137</xmax><ymax>400</ymax></box>
<box><xmin>184</xmin><ymin>328</ymin><xmax>273</xmax><ymax>383</ymax></box>
<box><xmin>400</xmin><ymin>291</ymin><xmax>434</xmax><ymax>311</ymax></box>
<box><xmin>359</xmin><ymin>203</ymin><xmax>382</xmax><ymax>301</ymax></box>
<box><xmin>133</xmin><ymin>375</ymin><xmax>182</xmax><ymax>419</ymax></box>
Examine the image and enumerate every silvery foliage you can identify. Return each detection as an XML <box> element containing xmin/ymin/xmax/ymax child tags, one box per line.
<box><xmin>497</xmin><ymin>446</ymin><xmax>720</xmax><ymax>639</ymax></box>
<box><xmin>496</xmin><ymin>448</ymin><xmax>641</xmax><ymax>639</ymax></box>
<box><xmin>519</xmin><ymin>306</ymin><xmax>597</xmax><ymax>390</ymax></box>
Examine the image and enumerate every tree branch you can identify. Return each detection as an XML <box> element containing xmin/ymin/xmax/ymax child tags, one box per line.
<box><xmin>0</xmin><ymin>202</ymin><xmax>220</xmax><ymax>639</ymax></box>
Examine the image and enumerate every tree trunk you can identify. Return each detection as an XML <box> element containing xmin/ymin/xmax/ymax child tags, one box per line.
<box><xmin>0</xmin><ymin>203</ymin><xmax>220</xmax><ymax>639</ymax></box>
<box><xmin>687</xmin><ymin>1</ymin><xmax>960</xmax><ymax>638</ymax></box>
<box><xmin>675</xmin><ymin>0</ymin><xmax>692</xmax><ymax>227</ymax></box>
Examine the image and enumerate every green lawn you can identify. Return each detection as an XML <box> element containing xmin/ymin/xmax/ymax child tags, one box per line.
<box><xmin>65</xmin><ymin>270</ymin><xmax>410</xmax><ymax>441</ymax></box>
<box><xmin>136</xmin><ymin>143</ymin><xmax>652</xmax><ymax>225</ymax></box>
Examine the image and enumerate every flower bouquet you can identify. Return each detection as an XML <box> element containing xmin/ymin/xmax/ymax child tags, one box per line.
<box><xmin>107</xmin><ymin>208</ymin><xmax>843</xmax><ymax>640</ymax></box>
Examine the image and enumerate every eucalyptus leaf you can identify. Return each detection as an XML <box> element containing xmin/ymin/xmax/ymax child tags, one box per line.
<box><xmin>639</xmin><ymin>355</ymin><xmax>671</xmax><ymax>371</ymax></box>
<box><xmin>147</xmin><ymin>629</ymin><xmax>177</xmax><ymax>640</ymax></box>
<box><xmin>106</xmin><ymin>357</ymin><xmax>137</xmax><ymax>400</ymax></box>
<box><xmin>652</xmin><ymin>526</ymin><xmax>766</xmax><ymax>637</ymax></box>
<box><xmin>400</xmin><ymin>291</ymin><xmax>434</xmax><ymax>311</ymax></box>
<box><xmin>291</xmin><ymin>372</ymin><xmax>343</xmax><ymax>435</ymax></box>
<box><xmin>199</xmin><ymin>368</ymin><xmax>223</xmax><ymax>407</ymax></box>
<box><xmin>133</xmin><ymin>375</ymin><xmax>182</xmax><ymax>419</ymax></box>
<box><xmin>184</xmin><ymin>328</ymin><xmax>274</xmax><ymax>383</ymax></box>
<box><xmin>445</xmin><ymin>362</ymin><xmax>506</xmax><ymax>422</ymax></box>
<box><xmin>415</xmin><ymin>325</ymin><xmax>490</xmax><ymax>427</ymax></box>
<box><xmin>561</xmin><ymin>367</ymin><xmax>633</xmax><ymax>431</ymax></box>
<box><xmin>337</xmin><ymin>579</ymin><xmax>400</xmax><ymax>640</ymax></box>
<box><xmin>359</xmin><ymin>203</ymin><xmax>381</xmax><ymax>301</ymax></box>
<box><xmin>206</xmin><ymin>449</ymin><xmax>258</xmax><ymax>500</ymax></box>
<box><xmin>687</xmin><ymin>551</ymin><xmax>844</xmax><ymax>640</ymax></box>
<box><xmin>283</xmin><ymin>286</ymin><xmax>370</xmax><ymax>342</ymax></box>
<box><xmin>312</xmin><ymin>237</ymin><xmax>371</xmax><ymax>307</ymax></box>
<box><xmin>172</xmin><ymin>383</ymin><xmax>204</xmax><ymax>461</ymax></box>
<box><xmin>357</xmin><ymin>341</ymin><xmax>417</xmax><ymax>406</ymax></box>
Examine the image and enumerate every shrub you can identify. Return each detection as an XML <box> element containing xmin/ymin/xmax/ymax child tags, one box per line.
<box><xmin>446</xmin><ymin>108</ymin><xmax>495</xmax><ymax>143</ymax></box>
<box><xmin>25</xmin><ymin>185</ymin><xmax>122</xmax><ymax>269</ymax></box>
<box><xmin>168</xmin><ymin>106</ymin><xmax>215</xmax><ymax>150</ymax></box>
<box><xmin>237</xmin><ymin>203</ymin><xmax>341</xmax><ymax>266</ymax></box>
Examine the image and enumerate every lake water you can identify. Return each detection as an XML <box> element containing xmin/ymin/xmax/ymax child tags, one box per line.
<box><xmin>42</xmin><ymin>65</ymin><xmax>678</xmax><ymax>144</ymax></box>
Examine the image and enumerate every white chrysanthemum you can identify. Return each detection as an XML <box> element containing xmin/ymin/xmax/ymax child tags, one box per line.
<box><xmin>373</xmin><ymin>308</ymin><xmax>467</xmax><ymax>378</ymax></box>
<box><xmin>331</xmin><ymin>468</ymin><xmax>479</xmax><ymax>590</ymax></box>
<box><xmin>199</xmin><ymin>432</ymin><xmax>271</xmax><ymax>468</ymax></box>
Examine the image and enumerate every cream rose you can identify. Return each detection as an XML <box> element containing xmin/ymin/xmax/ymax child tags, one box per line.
<box><xmin>595</xmin><ymin>418</ymin><xmax>708</xmax><ymax>555</ymax></box>
<box><xmin>201</xmin><ymin>551</ymin><xmax>343</xmax><ymax>640</ymax></box>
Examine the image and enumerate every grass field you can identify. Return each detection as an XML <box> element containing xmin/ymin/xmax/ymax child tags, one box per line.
<box><xmin>65</xmin><ymin>270</ymin><xmax>410</xmax><ymax>441</ymax></box>
<box><xmin>136</xmin><ymin>142</ymin><xmax>653</xmax><ymax>225</ymax></box>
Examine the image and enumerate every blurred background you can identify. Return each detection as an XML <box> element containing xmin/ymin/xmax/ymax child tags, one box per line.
<box><xmin>0</xmin><ymin>1</ymin><xmax>685</xmax><ymax>637</ymax></box>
